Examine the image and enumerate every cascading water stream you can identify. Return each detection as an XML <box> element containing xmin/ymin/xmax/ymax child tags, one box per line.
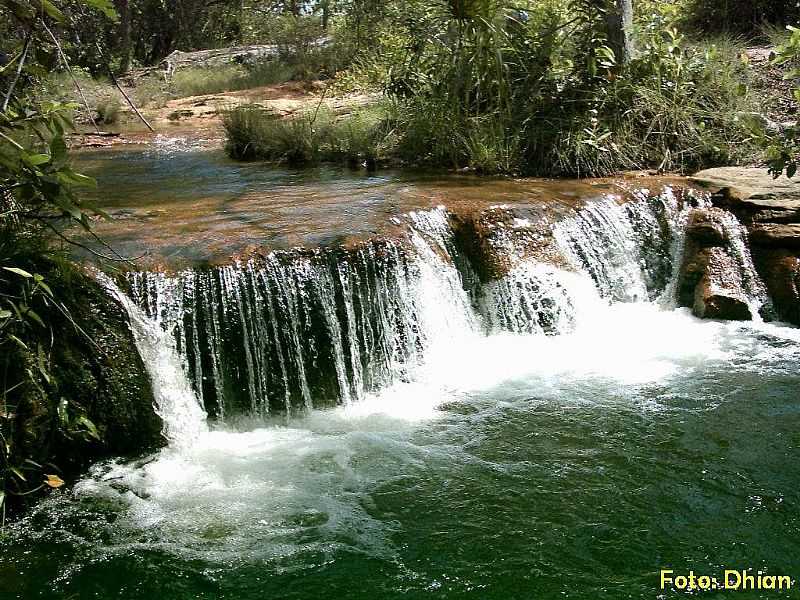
<box><xmin>126</xmin><ymin>207</ymin><xmax>480</xmax><ymax>418</ymax></box>
<box><xmin>98</xmin><ymin>273</ymin><xmax>208</xmax><ymax>447</ymax></box>
<box><xmin>715</xmin><ymin>210</ymin><xmax>771</xmax><ymax>319</ymax></box>
<box><xmin>14</xmin><ymin>182</ymin><xmax>800</xmax><ymax>600</ymax></box>
<box><xmin>113</xmin><ymin>188</ymin><xmax>773</xmax><ymax>430</ymax></box>
<box><xmin>553</xmin><ymin>187</ymin><xmax>693</xmax><ymax>305</ymax></box>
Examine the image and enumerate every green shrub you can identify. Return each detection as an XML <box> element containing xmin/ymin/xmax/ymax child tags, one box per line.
<box><xmin>173</xmin><ymin>65</ymin><xmax>248</xmax><ymax>97</ymax></box>
<box><xmin>95</xmin><ymin>96</ymin><xmax>122</xmax><ymax>125</ymax></box>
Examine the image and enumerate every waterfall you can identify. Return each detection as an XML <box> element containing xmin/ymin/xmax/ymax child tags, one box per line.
<box><xmin>715</xmin><ymin>211</ymin><xmax>771</xmax><ymax>319</ymax></box>
<box><xmin>553</xmin><ymin>188</ymin><xmax>691</xmax><ymax>303</ymax></box>
<box><xmin>97</xmin><ymin>273</ymin><xmax>208</xmax><ymax>447</ymax></box>
<box><xmin>479</xmin><ymin>263</ymin><xmax>583</xmax><ymax>335</ymax></box>
<box><xmin>114</xmin><ymin>187</ymin><xmax>769</xmax><ymax>423</ymax></box>
<box><xmin>127</xmin><ymin>208</ymin><xmax>478</xmax><ymax>417</ymax></box>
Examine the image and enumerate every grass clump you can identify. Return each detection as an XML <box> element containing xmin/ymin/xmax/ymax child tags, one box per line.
<box><xmin>223</xmin><ymin>103</ymin><xmax>397</xmax><ymax>166</ymax></box>
<box><xmin>173</xmin><ymin>61</ymin><xmax>298</xmax><ymax>97</ymax></box>
<box><xmin>95</xmin><ymin>96</ymin><xmax>123</xmax><ymax>125</ymax></box>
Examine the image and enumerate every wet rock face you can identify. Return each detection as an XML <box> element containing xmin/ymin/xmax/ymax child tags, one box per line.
<box><xmin>5</xmin><ymin>262</ymin><xmax>162</xmax><ymax>512</ymax></box>
<box><xmin>686</xmin><ymin>209</ymin><xmax>727</xmax><ymax>247</ymax></box>
<box><xmin>691</xmin><ymin>167</ymin><xmax>800</xmax><ymax>323</ymax></box>
<box><xmin>752</xmin><ymin>249</ymin><xmax>800</xmax><ymax>325</ymax></box>
<box><xmin>678</xmin><ymin>208</ymin><xmax>754</xmax><ymax>320</ymax></box>
<box><xmin>449</xmin><ymin>205</ymin><xmax>567</xmax><ymax>283</ymax></box>
<box><xmin>692</xmin><ymin>248</ymin><xmax>753</xmax><ymax>321</ymax></box>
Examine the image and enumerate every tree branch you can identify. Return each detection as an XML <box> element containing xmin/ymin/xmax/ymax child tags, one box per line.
<box><xmin>40</xmin><ymin>19</ymin><xmax>101</xmax><ymax>133</ymax></box>
<box><xmin>2</xmin><ymin>28</ymin><xmax>33</xmax><ymax>113</ymax></box>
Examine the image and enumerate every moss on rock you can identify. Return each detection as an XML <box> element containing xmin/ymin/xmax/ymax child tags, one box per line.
<box><xmin>2</xmin><ymin>258</ymin><xmax>162</xmax><ymax>515</ymax></box>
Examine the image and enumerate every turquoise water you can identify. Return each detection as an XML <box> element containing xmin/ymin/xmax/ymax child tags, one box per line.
<box><xmin>3</xmin><ymin>309</ymin><xmax>800</xmax><ymax>599</ymax></box>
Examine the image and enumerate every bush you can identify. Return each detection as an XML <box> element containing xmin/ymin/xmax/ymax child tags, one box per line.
<box><xmin>95</xmin><ymin>96</ymin><xmax>122</xmax><ymax>124</ymax></box>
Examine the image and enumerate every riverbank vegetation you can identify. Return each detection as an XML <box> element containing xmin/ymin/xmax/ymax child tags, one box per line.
<box><xmin>220</xmin><ymin>1</ymin><xmax>776</xmax><ymax>176</ymax></box>
<box><xmin>0</xmin><ymin>0</ymin><xmax>126</xmax><ymax>518</ymax></box>
<box><xmin>226</xmin><ymin>3</ymin><xmax>765</xmax><ymax>176</ymax></box>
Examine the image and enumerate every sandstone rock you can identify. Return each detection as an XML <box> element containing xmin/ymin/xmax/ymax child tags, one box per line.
<box><xmin>692</xmin><ymin>247</ymin><xmax>753</xmax><ymax>321</ymax></box>
<box><xmin>691</xmin><ymin>167</ymin><xmax>800</xmax><ymax>222</ymax></box>
<box><xmin>752</xmin><ymin>248</ymin><xmax>800</xmax><ymax>325</ymax></box>
<box><xmin>749</xmin><ymin>223</ymin><xmax>800</xmax><ymax>249</ymax></box>
<box><xmin>677</xmin><ymin>208</ymin><xmax>761</xmax><ymax>321</ymax></box>
<box><xmin>685</xmin><ymin>208</ymin><xmax>727</xmax><ymax>246</ymax></box>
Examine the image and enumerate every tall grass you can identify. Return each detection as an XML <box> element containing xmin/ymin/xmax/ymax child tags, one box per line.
<box><xmin>223</xmin><ymin>104</ymin><xmax>398</xmax><ymax>166</ymax></box>
<box><xmin>173</xmin><ymin>61</ymin><xmax>297</xmax><ymax>97</ymax></box>
<box><xmin>222</xmin><ymin>5</ymin><xmax>764</xmax><ymax>177</ymax></box>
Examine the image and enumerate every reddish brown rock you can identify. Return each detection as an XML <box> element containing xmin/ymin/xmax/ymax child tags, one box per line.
<box><xmin>685</xmin><ymin>208</ymin><xmax>727</xmax><ymax>247</ymax></box>
<box><xmin>692</xmin><ymin>248</ymin><xmax>753</xmax><ymax>321</ymax></box>
<box><xmin>677</xmin><ymin>207</ymin><xmax>758</xmax><ymax>320</ymax></box>
<box><xmin>749</xmin><ymin>224</ymin><xmax>800</xmax><ymax>250</ymax></box>
<box><xmin>752</xmin><ymin>248</ymin><xmax>800</xmax><ymax>325</ymax></box>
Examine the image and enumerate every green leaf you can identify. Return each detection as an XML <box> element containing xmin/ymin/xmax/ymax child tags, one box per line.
<box><xmin>2</xmin><ymin>267</ymin><xmax>33</xmax><ymax>278</ymax></box>
<box><xmin>50</xmin><ymin>135</ymin><xmax>67</xmax><ymax>166</ymax></box>
<box><xmin>0</xmin><ymin>310</ymin><xmax>11</xmax><ymax>319</ymax></box>
<box><xmin>8</xmin><ymin>335</ymin><xmax>28</xmax><ymax>350</ymax></box>
<box><xmin>22</xmin><ymin>153</ymin><xmax>51</xmax><ymax>167</ymax></box>
<box><xmin>10</xmin><ymin>467</ymin><xmax>26</xmax><ymax>482</ymax></box>
<box><xmin>35</xmin><ymin>280</ymin><xmax>54</xmax><ymax>298</ymax></box>
<box><xmin>39</xmin><ymin>0</ymin><xmax>65</xmax><ymax>21</ymax></box>
<box><xmin>77</xmin><ymin>416</ymin><xmax>101</xmax><ymax>441</ymax></box>
<box><xmin>57</xmin><ymin>169</ymin><xmax>96</xmax><ymax>188</ymax></box>
<box><xmin>80</xmin><ymin>0</ymin><xmax>118</xmax><ymax>20</ymax></box>
<box><xmin>25</xmin><ymin>309</ymin><xmax>45</xmax><ymax>328</ymax></box>
<box><xmin>54</xmin><ymin>195</ymin><xmax>84</xmax><ymax>221</ymax></box>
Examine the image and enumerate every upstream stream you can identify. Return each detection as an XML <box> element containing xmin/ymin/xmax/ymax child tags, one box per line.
<box><xmin>2</xmin><ymin>144</ymin><xmax>800</xmax><ymax>599</ymax></box>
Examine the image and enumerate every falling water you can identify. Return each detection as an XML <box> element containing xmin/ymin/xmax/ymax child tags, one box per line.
<box><xmin>127</xmin><ymin>208</ymin><xmax>478</xmax><ymax>417</ymax></box>
<box><xmin>715</xmin><ymin>210</ymin><xmax>771</xmax><ymax>319</ymax></box>
<box><xmin>98</xmin><ymin>273</ymin><xmax>208</xmax><ymax>447</ymax></box>
<box><xmin>118</xmin><ymin>187</ymin><xmax>769</xmax><ymax>423</ymax></box>
<box><xmin>553</xmin><ymin>188</ymin><xmax>693</xmax><ymax>303</ymax></box>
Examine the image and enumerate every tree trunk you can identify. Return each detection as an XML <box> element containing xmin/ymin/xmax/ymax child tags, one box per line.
<box><xmin>321</xmin><ymin>1</ymin><xmax>330</xmax><ymax>29</ymax></box>
<box><xmin>114</xmin><ymin>0</ymin><xmax>131</xmax><ymax>73</ymax></box>
<box><xmin>604</xmin><ymin>0</ymin><xmax>634</xmax><ymax>66</ymax></box>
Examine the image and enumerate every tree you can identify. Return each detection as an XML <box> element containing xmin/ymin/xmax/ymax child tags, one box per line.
<box><xmin>604</xmin><ymin>0</ymin><xmax>633</xmax><ymax>66</ymax></box>
<box><xmin>113</xmin><ymin>0</ymin><xmax>131</xmax><ymax>72</ymax></box>
<box><xmin>1</xmin><ymin>0</ymin><xmax>117</xmax><ymax>516</ymax></box>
